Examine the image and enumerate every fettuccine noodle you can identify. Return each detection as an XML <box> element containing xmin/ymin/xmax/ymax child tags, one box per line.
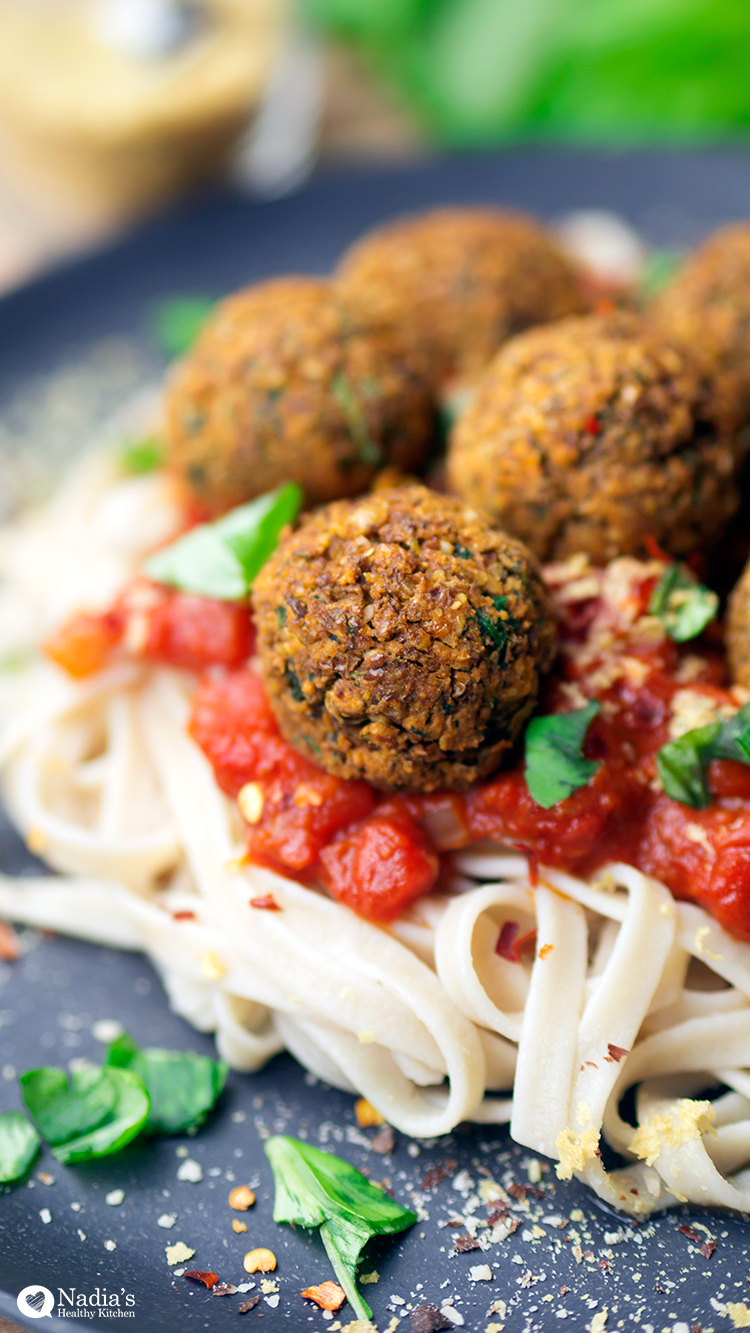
<box><xmin>2</xmin><ymin>458</ymin><xmax>750</xmax><ymax>1215</ymax></box>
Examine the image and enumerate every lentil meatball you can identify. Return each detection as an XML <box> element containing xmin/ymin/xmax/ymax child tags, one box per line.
<box><xmin>336</xmin><ymin>207</ymin><xmax>587</xmax><ymax>388</ymax></box>
<box><xmin>727</xmin><ymin>557</ymin><xmax>750</xmax><ymax>688</ymax></box>
<box><xmin>252</xmin><ymin>483</ymin><xmax>556</xmax><ymax>792</ymax></box>
<box><xmin>648</xmin><ymin>225</ymin><xmax>750</xmax><ymax>434</ymax></box>
<box><xmin>447</xmin><ymin>313</ymin><xmax>741</xmax><ymax>564</ymax></box>
<box><xmin>164</xmin><ymin>276</ymin><xmax>435</xmax><ymax>516</ymax></box>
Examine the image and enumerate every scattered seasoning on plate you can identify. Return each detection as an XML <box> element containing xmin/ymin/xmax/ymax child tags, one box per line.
<box><xmin>184</xmin><ymin>1271</ymin><xmax>218</xmax><ymax>1289</ymax></box>
<box><xmin>165</xmin><ymin>1242</ymin><xmax>195</xmax><ymax>1266</ymax></box>
<box><xmin>228</xmin><ymin>1185</ymin><xmax>255</xmax><ymax>1210</ymax></box>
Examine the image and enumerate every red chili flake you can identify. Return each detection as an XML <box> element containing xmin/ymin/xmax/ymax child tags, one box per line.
<box><xmin>678</xmin><ymin>1223</ymin><xmax>702</xmax><ymax>1246</ymax></box>
<box><xmin>184</xmin><ymin>1271</ymin><xmax>219</xmax><ymax>1289</ymax></box>
<box><xmin>644</xmin><ymin>534</ymin><xmax>671</xmax><ymax>562</ymax></box>
<box><xmin>507</xmin><ymin>1217</ymin><xmax>521</xmax><ymax>1234</ymax></box>
<box><xmin>212</xmin><ymin>1284</ymin><xmax>237</xmax><ymax>1297</ymax></box>
<box><xmin>249</xmin><ymin>895</ymin><xmax>282</xmax><ymax>912</ymax></box>
<box><xmin>560</xmin><ymin>1286</ymin><xmax>570</xmax><ymax>1295</ymax></box>
<box><xmin>421</xmin><ymin>1166</ymin><xmax>446</xmax><ymax>1190</ymax></box>
<box><xmin>172</xmin><ymin>911</ymin><xmax>196</xmax><ymax>921</ymax></box>
<box><xmin>486</xmin><ymin>1206</ymin><xmax>509</xmax><ymax>1227</ymax></box>
<box><xmin>693</xmin><ymin>1324</ymin><xmax>703</xmax><ymax>1333</ymax></box>
<box><xmin>0</xmin><ymin>921</ymin><xmax>20</xmax><ymax>961</ymax></box>
<box><xmin>583</xmin><ymin>415</ymin><xmax>600</xmax><ymax>435</ymax></box>
<box><xmin>495</xmin><ymin>922</ymin><xmax>536</xmax><ymax>963</ymax></box>
<box><xmin>301</xmin><ymin>1281</ymin><xmax>346</xmax><ymax>1311</ymax></box>
<box><xmin>513</xmin><ymin>843</ymin><xmax>539</xmax><ymax>886</ymax></box>
<box><xmin>556</xmin><ymin>1218</ymin><xmax>570</xmax><ymax>1229</ymax></box>
<box><xmin>370</xmin><ymin>1126</ymin><xmax>395</xmax><ymax>1155</ymax></box>
<box><xmin>700</xmin><ymin>1240</ymin><xmax>716</xmax><ymax>1260</ymax></box>
<box><xmin>599</xmin><ymin>1258</ymin><xmax>611</xmax><ymax>1272</ymax></box>
<box><xmin>238</xmin><ymin>1295</ymin><xmax>261</xmax><ymax>1313</ymax></box>
<box><xmin>445</xmin><ymin>1218</ymin><xmax>463</xmax><ymax>1226</ymax></box>
<box><xmin>453</xmin><ymin>1233</ymin><xmax>481</xmax><ymax>1252</ymax></box>
<box><xmin>605</xmin><ymin>1043</ymin><xmax>629</xmax><ymax>1063</ymax></box>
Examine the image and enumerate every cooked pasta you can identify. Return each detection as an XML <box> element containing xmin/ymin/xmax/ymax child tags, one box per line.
<box><xmin>2</xmin><ymin>455</ymin><xmax>750</xmax><ymax>1216</ymax></box>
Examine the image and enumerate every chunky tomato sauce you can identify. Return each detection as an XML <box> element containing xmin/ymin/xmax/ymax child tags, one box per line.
<box><xmin>47</xmin><ymin>558</ymin><xmax>750</xmax><ymax>935</ymax></box>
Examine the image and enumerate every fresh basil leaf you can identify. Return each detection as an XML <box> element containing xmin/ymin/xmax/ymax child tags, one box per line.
<box><xmin>217</xmin><ymin>484</ymin><xmax>303</xmax><ymax>587</ymax></box>
<box><xmin>0</xmin><ymin>1111</ymin><xmax>40</xmax><ymax>1182</ymax></box>
<box><xmin>656</xmin><ymin>702</ymin><xmax>750</xmax><ymax>809</ymax></box>
<box><xmin>151</xmin><ymin>297</ymin><xmax>215</xmax><ymax>358</ymax></box>
<box><xmin>106</xmin><ymin>1031</ymin><xmax>227</xmax><ymax>1136</ymax></box>
<box><xmin>20</xmin><ymin>1065</ymin><xmax>117</xmax><ymax>1145</ymax></box>
<box><xmin>119</xmin><ymin>436</ymin><xmax>164</xmax><ymax>476</ymax></box>
<box><xmin>656</xmin><ymin>721</ymin><xmax>720</xmax><ymax>809</ymax></box>
<box><xmin>648</xmin><ymin>565</ymin><xmax>718</xmax><ymax>643</ymax></box>
<box><xmin>524</xmin><ymin>702</ymin><xmax>601</xmax><ymax>809</ymax></box>
<box><xmin>51</xmin><ymin>1069</ymin><xmax>149</xmax><ymax>1165</ymax></box>
<box><xmin>265</xmin><ymin>1135</ymin><xmax>416</xmax><ymax>1320</ymax></box>
<box><xmin>20</xmin><ymin>1064</ymin><xmax>149</xmax><ymax>1163</ymax></box>
<box><xmin>143</xmin><ymin>483</ymin><xmax>302</xmax><ymax>601</ymax></box>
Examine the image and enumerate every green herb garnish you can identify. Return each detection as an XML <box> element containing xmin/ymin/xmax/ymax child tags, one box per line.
<box><xmin>20</xmin><ymin>1064</ymin><xmax>149</xmax><ymax>1164</ymax></box>
<box><xmin>649</xmin><ymin>564</ymin><xmax>718</xmax><ymax>643</ymax></box>
<box><xmin>265</xmin><ymin>1135</ymin><xmax>416</xmax><ymax>1320</ymax></box>
<box><xmin>656</xmin><ymin>702</ymin><xmax>750</xmax><ymax>809</ymax></box>
<box><xmin>331</xmin><ymin>374</ymin><xmax>383</xmax><ymax>467</ymax></box>
<box><xmin>119</xmin><ymin>436</ymin><xmax>164</xmax><ymax>475</ymax></box>
<box><xmin>524</xmin><ymin>701</ymin><xmax>602</xmax><ymax>809</ymax></box>
<box><xmin>151</xmin><ymin>297</ymin><xmax>215</xmax><ymax>358</ymax></box>
<box><xmin>106</xmin><ymin>1031</ymin><xmax>227</xmax><ymax>1136</ymax></box>
<box><xmin>144</xmin><ymin>482</ymin><xmax>302</xmax><ymax>600</ymax></box>
<box><xmin>0</xmin><ymin>1111</ymin><xmax>40</xmax><ymax>1182</ymax></box>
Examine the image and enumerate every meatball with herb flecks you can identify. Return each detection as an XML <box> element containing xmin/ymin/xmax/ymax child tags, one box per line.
<box><xmin>447</xmin><ymin>313</ymin><xmax>742</xmax><ymax>564</ymax></box>
<box><xmin>252</xmin><ymin>484</ymin><xmax>556</xmax><ymax>792</ymax></box>
<box><xmin>648</xmin><ymin>224</ymin><xmax>750</xmax><ymax>435</ymax></box>
<box><xmin>164</xmin><ymin>276</ymin><xmax>435</xmax><ymax>516</ymax></box>
<box><xmin>728</xmin><ymin>557</ymin><xmax>750</xmax><ymax>689</ymax></box>
<box><xmin>336</xmin><ymin>207</ymin><xmax>587</xmax><ymax>390</ymax></box>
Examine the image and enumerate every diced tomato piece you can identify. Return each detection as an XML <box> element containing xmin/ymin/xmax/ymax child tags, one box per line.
<box><xmin>189</xmin><ymin>670</ymin><xmax>283</xmax><ymax>797</ymax></box>
<box><xmin>143</xmin><ymin>593</ymin><xmax>253</xmax><ymax>671</ymax></box>
<box><xmin>190</xmin><ymin>670</ymin><xmax>375</xmax><ymax>872</ymax></box>
<box><xmin>248</xmin><ymin>754</ymin><xmax>376</xmax><ymax>874</ymax></box>
<box><xmin>44</xmin><ymin>610</ymin><xmax>124</xmax><ymax>678</ymax></box>
<box><xmin>319</xmin><ymin>814</ymin><xmax>439</xmax><ymax>922</ymax></box>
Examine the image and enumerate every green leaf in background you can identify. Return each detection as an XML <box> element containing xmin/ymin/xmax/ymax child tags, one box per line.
<box><xmin>656</xmin><ymin>702</ymin><xmax>750</xmax><ymax>809</ymax></box>
<box><xmin>265</xmin><ymin>1135</ymin><xmax>417</xmax><ymax>1320</ymax></box>
<box><xmin>300</xmin><ymin>0</ymin><xmax>750</xmax><ymax>145</ymax></box>
<box><xmin>0</xmin><ymin>1112</ymin><xmax>41</xmax><ymax>1183</ymax></box>
<box><xmin>106</xmin><ymin>1031</ymin><xmax>228</xmax><ymax>1136</ymax></box>
<box><xmin>144</xmin><ymin>483</ymin><xmax>302</xmax><ymax>601</ymax></box>
<box><xmin>649</xmin><ymin>564</ymin><xmax>719</xmax><ymax>643</ymax></box>
<box><xmin>151</xmin><ymin>297</ymin><xmax>215</xmax><ymax>358</ymax></box>
<box><xmin>524</xmin><ymin>701</ymin><xmax>601</xmax><ymax>808</ymax></box>
<box><xmin>119</xmin><ymin>436</ymin><xmax>164</xmax><ymax>476</ymax></box>
<box><xmin>642</xmin><ymin>248</ymin><xmax>688</xmax><ymax>297</ymax></box>
<box><xmin>20</xmin><ymin>1064</ymin><xmax>149</xmax><ymax>1164</ymax></box>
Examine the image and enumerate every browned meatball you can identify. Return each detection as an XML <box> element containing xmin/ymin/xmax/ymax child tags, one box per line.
<box><xmin>252</xmin><ymin>484</ymin><xmax>556</xmax><ymax>792</ymax></box>
<box><xmin>447</xmin><ymin>313</ymin><xmax>741</xmax><ymax>564</ymax></box>
<box><xmin>164</xmin><ymin>277</ymin><xmax>435</xmax><ymax>516</ymax></box>
<box><xmin>336</xmin><ymin>207</ymin><xmax>587</xmax><ymax>388</ymax></box>
<box><xmin>728</xmin><ymin>558</ymin><xmax>750</xmax><ymax>688</ymax></box>
<box><xmin>648</xmin><ymin>225</ymin><xmax>750</xmax><ymax>435</ymax></box>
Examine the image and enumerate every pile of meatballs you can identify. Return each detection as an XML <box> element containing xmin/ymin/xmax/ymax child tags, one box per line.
<box><xmin>163</xmin><ymin>207</ymin><xmax>750</xmax><ymax>795</ymax></box>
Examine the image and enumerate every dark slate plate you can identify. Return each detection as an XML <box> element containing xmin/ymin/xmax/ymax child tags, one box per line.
<box><xmin>1</xmin><ymin>150</ymin><xmax>750</xmax><ymax>1333</ymax></box>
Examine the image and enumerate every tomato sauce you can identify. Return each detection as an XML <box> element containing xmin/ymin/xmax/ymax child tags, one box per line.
<box><xmin>48</xmin><ymin>559</ymin><xmax>750</xmax><ymax>937</ymax></box>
